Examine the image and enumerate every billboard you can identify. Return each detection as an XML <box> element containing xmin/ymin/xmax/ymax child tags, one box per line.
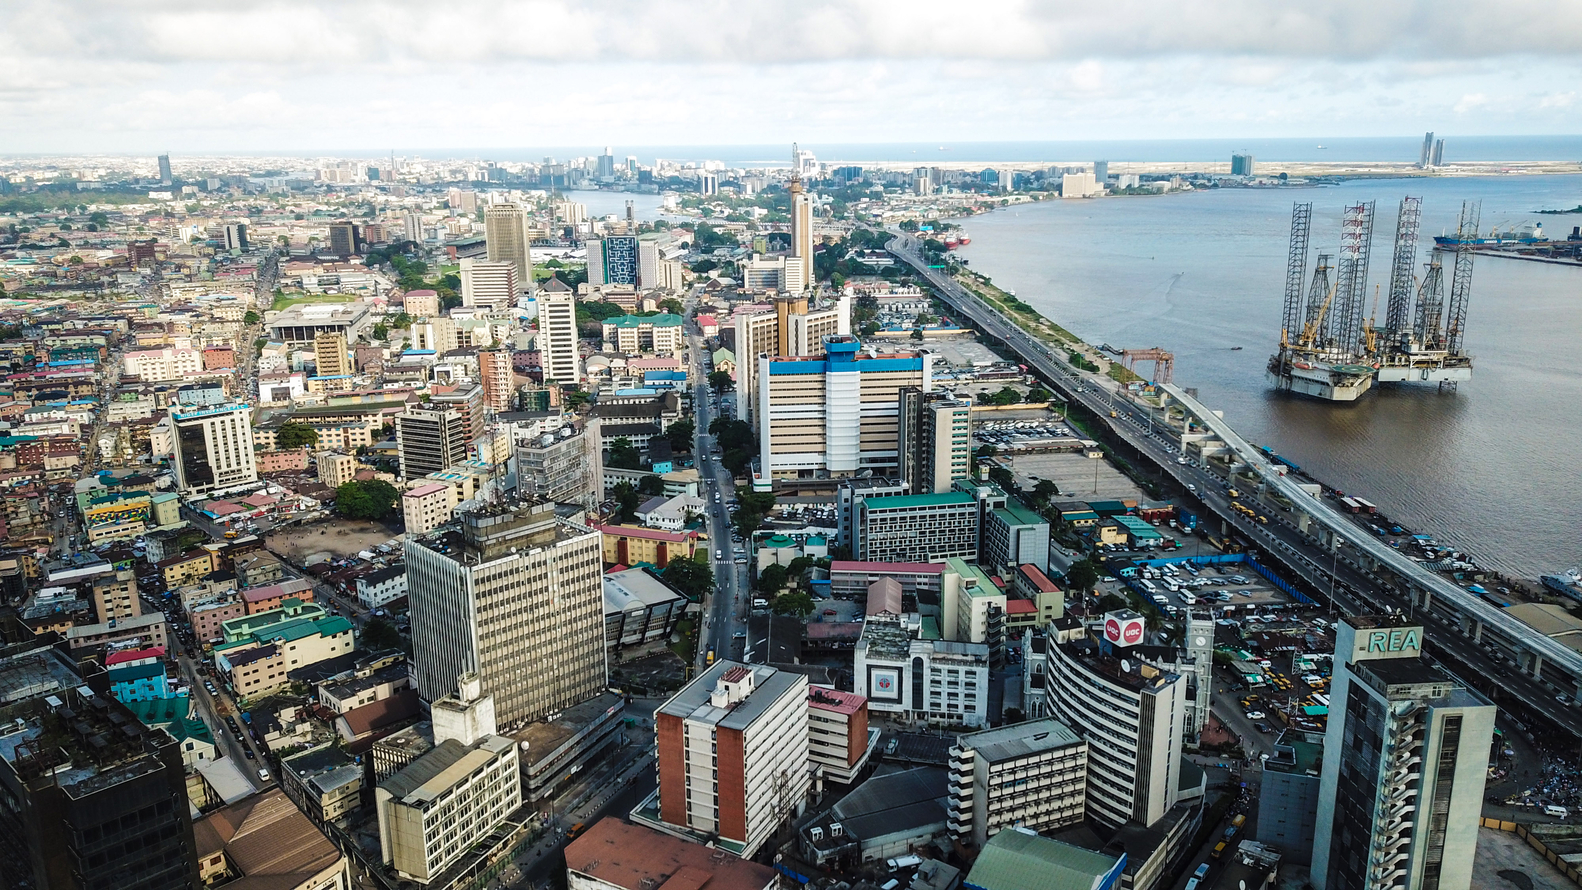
<box><xmin>868</xmin><ymin>667</ymin><xmax>902</xmax><ymax>702</ymax></box>
<box><xmin>1104</xmin><ymin>612</ymin><xmax>1146</xmax><ymax>648</ymax></box>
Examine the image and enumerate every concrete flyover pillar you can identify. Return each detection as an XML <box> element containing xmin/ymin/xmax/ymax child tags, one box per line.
<box><xmin>1294</xmin><ymin>511</ymin><xmax>1312</xmax><ymax>535</ymax></box>
<box><xmin>1529</xmin><ymin>651</ymin><xmax>1545</xmax><ymax>681</ymax></box>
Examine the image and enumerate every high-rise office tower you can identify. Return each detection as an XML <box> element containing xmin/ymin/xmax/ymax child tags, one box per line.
<box><xmin>403</xmin><ymin>210</ymin><xmax>423</xmax><ymax>243</ymax></box>
<box><xmin>536</xmin><ymin>289</ymin><xmax>580</xmax><ymax>385</ymax></box>
<box><xmin>223</xmin><ymin>223</ymin><xmax>248</xmax><ymax>251</ymax></box>
<box><xmin>477</xmin><ymin>348</ymin><xmax>515</xmax><ymax>413</ymax></box>
<box><xmin>313</xmin><ymin>331</ymin><xmax>351</xmax><ymax>378</ymax></box>
<box><xmin>395</xmin><ymin>407</ymin><xmax>469</xmax><ymax>479</ymax></box>
<box><xmin>459</xmin><ymin>258</ymin><xmax>518</xmax><ymax>311</ymax></box>
<box><xmin>1419</xmin><ymin>132</ymin><xmax>1435</xmax><ymax>168</ymax></box>
<box><xmin>1093</xmin><ymin>160</ymin><xmax>1109</xmax><ymax>182</ymax></box>
<box><xmin>1231</xmin><ymin>153</ymin><xmax>1256</xmax><ymax>176</ymax></box>
<box><xmin>946</xmin><ymin>718</ymin><xmax>1088</xmax><ymax>849</ymax></box>
<box><xmin>1043</xmin><ymin>612</ymin><xmax>1186</xmax><ymax>829</ymax></box>
<box><xmin>757</xmin><ymin>338</ymin><xmax>933</xmax><ymax>480</ymax></box>
<box><xmin>157</xmin><ymin>153</ymin><xmax>173</xmax><ymax>183</ymax></box>
<box><xmin>897</xmin><ymin>387</ymin><xmax>973</xmax><ymax>494</ymax></box>
<box><xmin>484</xmin><ymin>202</ymin><xmax>534</xmax><ymax>294</ymax></box>
<box><xmin>0</xmin><ymin>640</ymin><xmax>200</xmax><ymax>890</ymax></box>
<box><xmin>1311</xmin><ymin>616</ymin><xmax>1495</xmax><ymax>890</ymax></box>
<box><xmin>789</xmin><ymin>151</ymin><xmax>814</xmax><ymax>293</ymax></box>
<box><xmin>586</xmin><ymin>235</ymin><xmax>639</xmax><ymax>288</ymax></box>
<box><xmin>405</xmin><ymin>501</ymin><xmax>606</xmax><ymax>727</ymax></box>
<box><xmin>171</xmin><ymin>403</ymin><xmax>257</xmax><ymax>496</ymax></box>
<box><xmin>735</xmin><ymin>297</ymin><xmax>851</xmax><ymax>426</ymax></box>
<box><xmin>1431</xmin><ymin>139</ymin><xmax>1445</xmax><ymax>167</ymax></box>
<box><xmin>653</xmin><ymin>661</ymin><xmax>811</xmax><ymax>858</ymax></box>
<box><xmin>429</xmin><ymin>383</ymin><xmax>485</xmax><ymax>447</ymax></box>
<box><xmin>597</xmin><ymin>147</ymin><xmax>616</xmax><ymax>178</ymax></box>
<box><xmin>328</xmin><ymin>221</ymin><xmax>359</xmax><ymax>256</ymax></box>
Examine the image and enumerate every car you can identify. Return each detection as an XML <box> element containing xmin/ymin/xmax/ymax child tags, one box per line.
<box><xmin>1255</xmin><ymin>723</ymin><xmax>1273</xmax><ymax>734</ymax></box>
<box><xmin>257</xmin><ymin>767</ymin><xmax>270</xmax><ymax>781</ymax></box>
<box><xmin>245</xmin><ymin>748</ymin><xmax>256</xmax><ymax>759</ymax></box>
<box><xmin>1246</xmin><ymin>710</ymin><xmax>1266</xmax><ymax>719</ymax></box>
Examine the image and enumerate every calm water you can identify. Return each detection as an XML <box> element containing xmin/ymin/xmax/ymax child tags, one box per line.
<box><xmin>954</xmin><ymin>176</ymin><xmax>1582</xmax><ymax>578</ymax></box>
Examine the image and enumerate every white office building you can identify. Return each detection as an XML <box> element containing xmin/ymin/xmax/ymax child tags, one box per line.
<box><xmin>459</xmin><ymin>259</ymin><xmax>518</xmax><ymax>310</ymax></box>
<box><xmin>947</xmin><ymin>718</ymin><xmax>1088</xmax><ymax>849</ymax></box>
<box><xmin>854</xmin><ymin>616</ymin><xmax>990</xmax><ymax>728</ymax></box>
<box><xmin>537</xmin><ymin>290</ymin><xmax>580</xmax><ymax>385</ymax></box>
<box><xmin>171</xmin><ymin>403</ymin><xmax>258</xmax><ymax>496</ymax></box>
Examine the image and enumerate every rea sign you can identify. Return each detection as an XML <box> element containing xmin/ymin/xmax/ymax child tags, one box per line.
<box><xmin>1364</xmin><ymin>627</ymin><xmax>1422</xmax><ymax>655</ymax></box>
<box><xmin>1105</xmin><ymin>615</ymin><xmax>1145</xmax><ymax>647</ymax></box>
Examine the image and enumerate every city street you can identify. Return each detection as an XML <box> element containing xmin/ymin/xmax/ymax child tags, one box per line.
<box><xmin>684</xmin><ymin>293</ymin><xmax>749</xmax><ymax>668</ymax></box>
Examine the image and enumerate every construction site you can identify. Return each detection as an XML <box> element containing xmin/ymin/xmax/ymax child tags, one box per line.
<box><xmin>1267</xmin><ymin>198</ymin><xmax>1479</xmax><ymax>402</ymax></box>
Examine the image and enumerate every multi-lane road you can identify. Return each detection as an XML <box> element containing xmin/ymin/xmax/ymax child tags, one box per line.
<box><xmin>683</xmin><ymin>294</ymin><xmax>749</xmax><ymax>668</ymax></box>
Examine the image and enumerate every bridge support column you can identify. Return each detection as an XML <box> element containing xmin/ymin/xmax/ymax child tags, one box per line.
<box><xmin>1469</xmin><ymin>618</ymin><xmax>1482</xmax><ymax>643</ymax></box>
<box><xmin>1294</xmin><ymin>511</ymin><xmax>1312</xmax><ymax>535</ymax></box>
<box><xmin>1419</xmin><ymin>587</ymin><xmax>1433</xmax><ymax>615</ymax></box>
<box><xmin>1529</xmin><ymin>651</ymin><xmax>1545</xmax><ymax>681</ymax></box>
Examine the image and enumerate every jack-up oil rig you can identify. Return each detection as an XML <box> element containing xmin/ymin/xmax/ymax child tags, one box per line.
<box><xmin>1268</xmin><ymin>198</ymin><xmax>1478</xmax><ymax>401</ymax></box>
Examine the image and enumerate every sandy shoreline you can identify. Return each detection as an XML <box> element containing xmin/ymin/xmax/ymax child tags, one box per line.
<box><xmin>839</xmin><ymin>159</ymin><xmax>1582</xmax><ymax>178</ymax></box>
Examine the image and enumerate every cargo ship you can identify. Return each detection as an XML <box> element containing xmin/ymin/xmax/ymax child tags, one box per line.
<box><xmin>1433</xmin><ymin>222</ymin><xmax>1545</xmax><ymax>247</ymax></box>
<box><xmin>943</xmin><ymin>231</ymin><xmax>972</xmax><ymax>250</ymax></box>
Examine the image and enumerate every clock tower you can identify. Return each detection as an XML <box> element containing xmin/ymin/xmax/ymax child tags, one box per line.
<box><xmin>1186</xmin><ymin>611</ymin><xmax>1215</xmax><ymax>737</ymax></box>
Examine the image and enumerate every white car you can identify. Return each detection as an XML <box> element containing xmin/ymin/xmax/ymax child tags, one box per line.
<box><xmin>1245</xmin><ymin>711</ymin><xmax>1266</xmax><ymax>719</ymax></box>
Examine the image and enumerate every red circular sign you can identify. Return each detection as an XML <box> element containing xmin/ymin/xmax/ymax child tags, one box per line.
<box><xmin>1105</xmin><ymin>618</ymin><xmax>1121</xmax><ymax>642</ymax></box>
<box><xmin>1123</xmin><ymin>621</ymin><xmax>1144</xmax><ymax>644</ymax></box>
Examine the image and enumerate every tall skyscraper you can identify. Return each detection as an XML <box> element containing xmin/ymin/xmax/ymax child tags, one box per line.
<box><xmin>327</xmin><ymin>221</ymin><xmax>359</xmax><ymax>256</ymax></box>
<box><xmin>484</xmin><ymin>202</ymin><xmax>534</xmax><ymax>293</ymax></box>
<box><xmin>1093</xmin><ymin>160</ymin><xmax>1109</xmax><ymax>182</ymax></box>
<box><xmin>395</xmin><ymin>407</ymin><xmax>469</xmax><ymax>479</ymax></box>
<box><xmin>1311</xmin><ymin>616</ymin><xmax>1494</xmax><ymax>890</ymax></box>
<box><xmin>223</xmin><ymin>223</ymin><xmax>248</xmax><ymax>251</ymax></box>
<box><xmin>897</xmin><ymin>387</ymin><xmax>973</xmax><ymax>494</ymax></box>
<box><xmin>586</xmin><ymin>235</ymin><xmax>639</xmax><ymax>288</ymax></box>
<box><xmin>653</xmin><ymin>661</ymin><xmax>811</xmax><ymax>858</ymax></box>
<box><xmin>1419</xmin><ymin>132</ymin><xmax>1435</xmax><ymax>168</ymax></box>
<box><xmin>403</xmin><ymin>210</ymin><xmax>423</xmax><ymax>243</ymax></box>
<box><xmin>0</xmin><ymin>642</ymin><xmax>200</xmax><ymax>890</ymax></box>
<box><xmin>477</xmin><ymin>348</ymin><xmax>515</xmax><ymax>413</ymax></box>
<box><xmin>1431</xmin><ymin>138</ymin><xmax>1445</xmax><ymax>167</ymax></box>
<box><xmin>157</xmin><ymin>153</ymin><xmax>173</xmax><ymax>183</ymax></box>
<box><xmin>1231</xmin><ymin>153</ymin><xmax>1256</xmax><ymax>176</ymax></box>
<box><xmin>313</xmin><ymin>331</ymin><xmax>351</xmax><ymax>378</ymax></box>
<box><xmin>597</xmin><ymin>146</ymin><xmax>616</xmax><ymax>178</ymax></box>
<box><xmin>536</xmin><ymin>289</ymin><xmax>580</xmax><ymax>385</ymax></box>
<box><xmin>459</xmin><ymin>258</ymin><xmax>518</xmax><ymax>310</ymax></box>
<box><xmin>789</xmin><ymin>149</ymin><xmax>815</xmax><ymax>293</ymax></box>
<box><xmin>171</xmin><ymin>403</ymin><xmax>257</xmax><ymax>496</ymax></box>
<box><xmin>405</xmin><ymin>501</ymin><xmax>606</xmax><ymax>727</ymax></box>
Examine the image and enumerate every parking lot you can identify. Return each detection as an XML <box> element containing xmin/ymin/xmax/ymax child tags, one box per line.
<box><xmin>1017</xmin><ymin>449</ymin><xmax>1148</xmax><ymax>504</ymax></box>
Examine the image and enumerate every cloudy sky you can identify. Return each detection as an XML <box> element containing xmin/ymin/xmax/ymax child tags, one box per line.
<box><xmin>2</xmin><ymin>0</ymin><xmax>1579</xmax><ymax>154</ymax></box>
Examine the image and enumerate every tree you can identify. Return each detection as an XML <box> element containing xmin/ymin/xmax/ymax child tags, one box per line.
<box><xmin>638</xmin><ymin>474</ymin><xmax>665</xmax><ymax>496</ymax></box>
<box><xmin>707</xmin><ymin>370</ymin><xmax>733</xmax><ymax>394</ymax></box>
<box><xmin>1066</xmin><ymin>558</ymin><xmax>1100</xmax><ymax>593</ymax></box>
<box><xmin>607</xmin><ymin>437</ymin><xmax>643</xmax><ymax>470</ymax></box>
<box><xmin>243</xmin><ymin>310</ymin><xmax>260</xmax><ymax>325</ymax></box>
<box><xmin>733</xmin><ymin>506</ymin><xmax>763</xmax><ymax>540</ymax></box>
<box><xmin>757</xmin><ymin>563</ymin><xmax>789</xmax><ymax>594</ymax></box>
<box><xmin>361</xmin><ymin>617</ymin><xmax>402</xmax><ymax>651</ymax></box>
<box><xmin>1027</xmin><ymin>387</ymin><xmax>1051</xmax><ymax>403</ymax></box>
<box><xmin>666</xmin><ymin>420</ymin><xmax>695</xmax><ymax>454</ymax></box>
<box><xmin>988</xmin><ymin>465</ymin><xmax>1015</xmax><ymax>492</ymax></box>
<box><xmin>276</xmin><ymin>422</ymin><xmax>320</xmax><ymax>450</ymax></box>
<box><xmin>910</xmin><ymin>328</ymin><xmax>924</xmax><ymax>341</ymax></box>
<box><xmin>662</xmin><ymin>555</ymin><xmax>714</xmax><ymax>602</ymax></box>
<box><xmin>1031</xmin><ymin>479</ymin><xmax>1060</xmax><ymax>504</ymax></box>
<box><xmin>612</xmin><ymin>481</ymin><xmax>642</xmax><ymax>523</ymax></box>
<box><xmin>659</xmin><ymin>298</ymin><xmax>683</xmax><ymax>315</ymax></box>
<box><xmin>372</xmin><ymin>323</ymin><xmax>389</xmax><ymax>340</ymax></box>
<box><xmin>772</xmin><ymin>590</ymin><xmax>815</xmax><ymax>618</ymax></box>
<box><xmin>335</xmin><ymin>479</ymin><xmax>399</xmax><ymax>520</ymax></box>
<box><xmin>899</xmin><ymin>219</ymin><xmax>920</xmax><ymax>232</ymax></box>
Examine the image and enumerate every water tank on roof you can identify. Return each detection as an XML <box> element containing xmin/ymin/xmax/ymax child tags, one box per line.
<box><xmin>540</xmin><ymin>435</ymin><xmax>554</xmax><ymax>447</ymax></box>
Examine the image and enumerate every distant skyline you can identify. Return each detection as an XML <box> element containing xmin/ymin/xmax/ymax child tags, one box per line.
<box><xmin>3</xmin><ymin>1</ymin><xmax>1580</xmax><ymax>153</ymax></box>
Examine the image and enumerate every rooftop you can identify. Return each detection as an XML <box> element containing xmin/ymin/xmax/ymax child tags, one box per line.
<box><xmin>193</xmin><ymin>788</ymin><xmax>343</xmax><ymax>890</ymax></box>
<box><xmin>807</xmin><ymin>687</ymin><xmax>867</xmax><ymax>716</ymax></box>
<box><xmin>956</xmin><ymin>717</ymin><xmax>1084</xmax><ymax>764</ymax></box>
<box><xmin>565</xmin><ymin>818</ymin><xmax>776</xmax><ymax>890</ymax></box>
<box><xmin>605</xmin><ymin>568</ymin><xmax>688</xmax><ymax>612</ymax></box>
<box><xmin>966</xmin><ymin>828</ymin><xmax>1122</xmax><ymax>890</ymax></box>
<box><xmin>861</xmin><ymin>492</ymin><xmax>975</xmax><ymax>511</ymax></box>
<box><xmin>830</xmin><ymin>561</ymin><xmax>945</xmax><ymax>576</ymax></box>
<box><xmin>380</xmin><ymin>735</ymin><xmax>514</xmax><ymax>808</ymax></box>
<box><xmin>657</xmin><ymin>661</ymin><xmax>806</xmax><ymax>732</ymax></box>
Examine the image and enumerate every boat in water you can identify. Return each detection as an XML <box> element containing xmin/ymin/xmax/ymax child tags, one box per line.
<box><xmin>1434</xmin><ymin>222</ymin><xmax>1546</xmax><ymax>247</ymax></box>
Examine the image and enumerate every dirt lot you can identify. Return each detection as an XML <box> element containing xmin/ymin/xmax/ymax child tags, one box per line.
<box><xmin>265</xmin><ymin>518</ymin><xmax>402</xmax><ymax>565</ymax></box>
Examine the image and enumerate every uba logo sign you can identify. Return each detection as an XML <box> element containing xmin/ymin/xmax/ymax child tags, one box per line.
<box><xmin>1105</xmin><ymin>616</ymin><xmax>1145</xmax><ymax>646</ymax></box>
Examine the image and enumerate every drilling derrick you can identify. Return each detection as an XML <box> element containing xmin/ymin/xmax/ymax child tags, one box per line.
<box><xmin>1330</xmin><ymin>201</ymin><xmax>1377</xmax><ymax>359</ymax></box>
<box><xmin>1280</xmin><ymin>203</ymin><xmax>1312</xmax><ymax>349</ymax></box>
<box><xmin>1382</xmin><ymin>196</ymin><xmax>1422</xmax><ymax>343</ymax></box>
<box><xmin>1413</xmin><ymin>257</ymin><xmax>1446</xmax><ymax>348</ymax></box>
<box><xmin>1445</xmin><ymin>200</ymin><xmax>1480</xmax><ymax>356</ymax></box>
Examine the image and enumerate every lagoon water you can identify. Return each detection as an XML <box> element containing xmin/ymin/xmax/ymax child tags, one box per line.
<box><xmin>954</xmin><ymin>175</ymin><xmax>1582</xmax><ymax>578</ymax></box>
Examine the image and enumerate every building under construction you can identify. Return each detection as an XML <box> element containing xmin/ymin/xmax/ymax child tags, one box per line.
<box><xmin>1267</xmin><ymin>199</ymin><xmax>1478</xmax><ymax>402</ymax></box>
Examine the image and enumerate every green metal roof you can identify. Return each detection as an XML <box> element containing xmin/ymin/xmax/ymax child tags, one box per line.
<box><xmin>966</xmin><ymin>829</ymin><xmax>1122</xmax><ymax>890</ymax></box>
<box><xmin>994</xmin><ymin>505</ymin><xmax>1047</xmax><ymax>528</ymax></box>
<box><xmin>863</xmin><ymin>492</ymin><xmax>976</xmax><ymax>510</ymax></box>
<box><xmin>945</xmin><ymin>557</ymin><xmax>999</xmax><ymax>596</ymax></box>
<box><xmin>919</xmin><ymin>617</ymin><xmax>942</xmax><ymax>640</ymax></box>
<box><xmin>313</xmin><ymin>615</ymin><xmax>355</xmax><ymax>637</ymax></box>
<box><xmin>108</xmin><ymin>661</ymin><xmax>165</xmax><ymax>682</ymax></box>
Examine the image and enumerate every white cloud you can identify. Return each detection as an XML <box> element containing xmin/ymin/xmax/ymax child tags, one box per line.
<box><xmin>0</xmin><ymin>1</ymin><xmax>1579</xmax><ymax>151</ymax></box>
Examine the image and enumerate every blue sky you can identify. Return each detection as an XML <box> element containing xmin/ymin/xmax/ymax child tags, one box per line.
<box><xmin>3</xmin><ymin>0</ymin><xmax>1579</xmax><ymax>153</ymax></box>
